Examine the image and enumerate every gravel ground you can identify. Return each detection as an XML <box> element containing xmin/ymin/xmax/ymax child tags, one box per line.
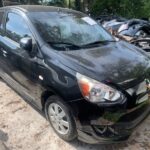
<box><xmin>0</xmin><ymin>79</ymin><xmax>150</xmax><ymax>150</ymax></box>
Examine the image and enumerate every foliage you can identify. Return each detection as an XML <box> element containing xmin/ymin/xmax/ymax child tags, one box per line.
<box><xmin>143</xmin><ymin>0</ymin><xmax>150</xmax><ymax>18</ymax></box>
<box><xmin>90</xmin><ymin>0</ymin><xmax>150</xmax><ymax>18</ymax></box>
<box><xmin>7</xmin><ymin>0</ymin><xmax>150</xmax><ymax>18</ymax></box>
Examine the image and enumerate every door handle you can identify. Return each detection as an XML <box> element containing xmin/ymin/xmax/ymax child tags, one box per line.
<box><xmin>0</xmin><ymin>48</ymin><xmax>7</xmax><ymax>54</ymax></box>
<box><xmin>1</xmin><ymin>48</ymin><xmax>8</xmax><ymax>57</ymax></box>
<box><xmin>2</xmin><ymin>50</ymin><xmax>7</xmax><ymax>54</ymax></box>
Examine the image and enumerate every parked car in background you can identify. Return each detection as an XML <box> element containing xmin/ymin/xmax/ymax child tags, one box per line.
<box><xmin>0</xmin><ymin>5</ymin><xmax>150</xmax><ymax>144</ymax></box>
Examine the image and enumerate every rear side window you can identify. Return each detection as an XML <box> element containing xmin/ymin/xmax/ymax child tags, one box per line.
<box><xmin>5</xmin><ymin>12</ymin><xmax>32</xmax><ymax>43</ymax></box>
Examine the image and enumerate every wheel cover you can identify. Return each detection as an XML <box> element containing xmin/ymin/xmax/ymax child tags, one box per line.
<box><xmin>48</xmin><ymin>103</ymin><xmax>70</xmax><ymax>135</ymax></box>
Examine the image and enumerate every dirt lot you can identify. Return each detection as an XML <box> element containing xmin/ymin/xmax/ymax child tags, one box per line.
<box><xmin>0</xmin><ymin>79</ymin><xmax>150</xmax><ymax>150</ymax></box>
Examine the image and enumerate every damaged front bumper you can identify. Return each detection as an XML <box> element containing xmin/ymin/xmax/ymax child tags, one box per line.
<box><xmin>76</xmin><ymin>100</ymin><xmax>150</xmax><ymax>144</ymax></box>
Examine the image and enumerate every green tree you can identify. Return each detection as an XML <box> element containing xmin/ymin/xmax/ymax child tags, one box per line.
<box><xmin>143</xmin><ymin>0</ymin><xmax>150</xmax><ymax>18</ymax></box>
<box><xmin>90</xmin><ymin>0</ymin><xmax>147</xmax><ymax>18</ymax></box>
<box><xmin>75</xmin><ymin>0</ymin><xmax>81</xmax><ymax>10</ymax></box>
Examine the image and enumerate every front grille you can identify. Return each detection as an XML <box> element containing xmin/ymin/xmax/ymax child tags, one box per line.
<box><xmin>93</xmin><ymin>124</ymin><xmax>130</xmax><ymax>138</ymax></box>
<box><xmin>127</xmin><ymin>81</ymin><xmax>146</xmax><ymax>96</ymax></box>
<box><xmin>119</xmin><ymin>76</ymin><xmax>144</xmax><ymax>89</ymax></box>
<box><xmin>126</xmin><ymin>80</ymin><xmax>148</xmax><ymax>104</ymax></box>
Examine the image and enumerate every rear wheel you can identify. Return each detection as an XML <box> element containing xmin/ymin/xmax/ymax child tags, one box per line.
<box><xmin>45</xmin><ymin>95</ymin><xmax>77</xmax><ymax>141</ymax></box>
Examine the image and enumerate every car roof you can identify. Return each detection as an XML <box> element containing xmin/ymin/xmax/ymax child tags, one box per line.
<box><xmin>0</xmin><ymin>5</ymin><xmax>82</xmax><ymax>14</ymax></box>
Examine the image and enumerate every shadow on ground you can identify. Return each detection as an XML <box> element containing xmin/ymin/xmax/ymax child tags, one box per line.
<box><xmin>0</xmin><ymin>130</ymin><xmax>9</xmax><ymax>150</ymax></box>
<box><xmin>0</xmin><ymin>130</ymin><xmax>8</xmax><ymax>142</ymax></box>
<box><xmin>69</xmin><ymin>139</ymin><xmax>129</xmax><ymax>150</ymax></box>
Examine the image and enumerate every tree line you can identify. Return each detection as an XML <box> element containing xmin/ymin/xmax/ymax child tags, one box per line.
<box><xmin>1</xmin><ymin>0</ymin><xmax>150</xmax><ymax>18</ymax></box>
<box><xmin>89</xmin><ymin>0</ymin><xmax>150</xmax><ymax>18</ymax></box>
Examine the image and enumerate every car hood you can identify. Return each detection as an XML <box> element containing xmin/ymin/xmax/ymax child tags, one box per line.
<box><xmin>59</xmin><ymin>41</ymin><xmax>150</xmax><ymax>84</ymax></box>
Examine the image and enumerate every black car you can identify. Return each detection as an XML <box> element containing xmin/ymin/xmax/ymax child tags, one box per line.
<box><xmin>0</xmin><ymin>5</ymin><xmax>150</xmax><ymax>144</ymax></box>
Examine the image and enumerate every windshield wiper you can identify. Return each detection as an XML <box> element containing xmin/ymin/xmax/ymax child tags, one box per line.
<box><xmin>47</xmin><ymin>41</ymin><xmax>81</xmax><ymax>49</ymax></box>
<box><xmin>81</xmin><ymin>40</ymin><xmax>116</xmax><ymax>47</ymax></box>
<box><xmin>47</xmin><ymin>40</ymin><xmax>116</xmax><ymax>50</ymax></box>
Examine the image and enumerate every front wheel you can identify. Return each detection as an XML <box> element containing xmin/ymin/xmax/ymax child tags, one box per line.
<box><xmin>45</xmin><ymin>95</ymin><xmax>77</xmax><ymax>141</ymax></box>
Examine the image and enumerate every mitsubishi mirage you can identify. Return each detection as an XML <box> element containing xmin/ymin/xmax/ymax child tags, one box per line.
<box><xmin>0</xmin><ymin>5</ymin><xmax>150</xmax><ymax>144</ymax></box>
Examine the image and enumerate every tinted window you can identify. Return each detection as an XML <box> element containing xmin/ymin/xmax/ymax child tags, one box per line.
<box><xmin>6</xmin><ymin>13</ymin><xmax>32</xmax><ymax>42</ymax></box>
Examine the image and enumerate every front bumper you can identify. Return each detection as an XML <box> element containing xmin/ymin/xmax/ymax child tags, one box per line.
<box><xmin>76</xmin><ymin>100</ymin><xmax>150</xmax><ymax>144</ymax></box>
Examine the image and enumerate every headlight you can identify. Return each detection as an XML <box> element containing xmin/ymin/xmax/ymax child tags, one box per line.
<box><xmin>76</xmin><ymin>73</ymin><xmax>121</xmax><ymax>103</ymax></box>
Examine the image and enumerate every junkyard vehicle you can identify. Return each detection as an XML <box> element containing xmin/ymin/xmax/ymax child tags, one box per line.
<box><xmin>130</xmin><ymin>38</ymin><xmax>150</xmax><ymax>53</ymax></box>
<box><xmin>118</xmin><ymin>19</ymin><xmax>150</xmax><ymax>52</ymax></box>
<box><xmin>0</xmin><ymin>5</ymin><xmax>150</xmax><ymax>144</ymax></box>
<box><xmin>118</xmin><ymin>19</ymin><xmax>150</xmax><ymax>37</ymax></box>
<box><xmin>96</xmin><ymin>15</ymin><xmax>126</xmax><ymax>25</ymax></box>
<box><xmin>101</xmin><ymin>18</ymin><xmax>150</xmax><ymax>52</ymax></box>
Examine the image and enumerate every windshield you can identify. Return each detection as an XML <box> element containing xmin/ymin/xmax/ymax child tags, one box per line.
<box><xmin>29</xmin><ymin>12</ymin><xmax>114</xmax><ymax>47</ymax></box>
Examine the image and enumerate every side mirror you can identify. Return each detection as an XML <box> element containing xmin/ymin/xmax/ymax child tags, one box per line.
<box><xmin>20</xmin><ymin>37</ymin><xmax>32</xmax><ymax>52</ymax></box>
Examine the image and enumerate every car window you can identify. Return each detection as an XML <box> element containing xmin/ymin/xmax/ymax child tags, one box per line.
<box><xmin>6</xmin><ymin>12</ymin><xmax>32</xmax><ymax>43</ymax></box>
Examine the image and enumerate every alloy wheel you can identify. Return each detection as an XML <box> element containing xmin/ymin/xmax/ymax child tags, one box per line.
<box><xmin>48</xmin><ymin>103</ymin><xmax>70</xmax><ymax>135</ymax></box>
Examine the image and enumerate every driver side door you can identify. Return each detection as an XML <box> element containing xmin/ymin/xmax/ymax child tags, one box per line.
<box><xmin>1</xmin><ymin>11</ymin><xmax>45</xmax><ymax>108</ymax></box>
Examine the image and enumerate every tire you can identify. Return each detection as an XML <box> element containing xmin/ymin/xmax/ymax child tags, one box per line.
<box><xmin>45</xmin><ymin>95</ymin><xmax>77</xmax><ymax>141</ymax></box>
